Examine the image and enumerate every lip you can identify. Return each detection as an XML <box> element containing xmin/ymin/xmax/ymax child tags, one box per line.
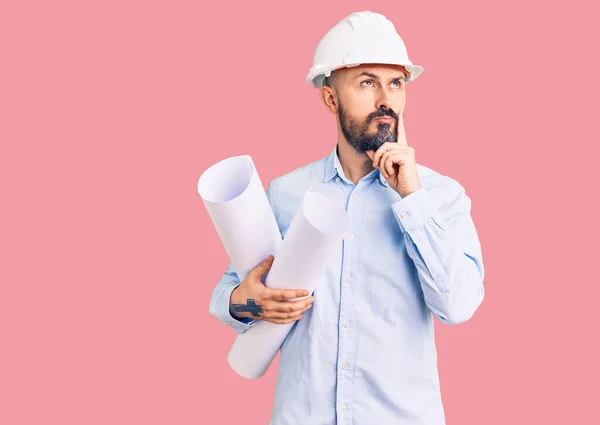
<box><xmin>374</xmin><ymin>117</ymin><xmax>393</xmax><ymax>122</ymax></box>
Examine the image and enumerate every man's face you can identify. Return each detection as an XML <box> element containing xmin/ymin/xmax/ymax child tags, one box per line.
<box><xmin>328</xmin><ymin>64</ymin><xmax>408</xmax><ymax>154</ymax></box>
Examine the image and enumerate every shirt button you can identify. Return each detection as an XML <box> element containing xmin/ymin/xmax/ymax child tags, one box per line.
<box><xmin>345</xmin><ymin>277</ymin><xmax>352</xmax><ymax>283</ymax></box>
<box><xmin>352</xmin><ymin>194</ymin><xmax>358</xmax><ymax>200</ymax></box>
<box><xmin>340</xmin><ymin>405</ymin><xmax>347</xmax><ymax>413</ymax></box>
<box><xmin>341</xmin><ymin>363</ymin><xmax>348</xmax><ymax>370</ymax></box>
<box><xmin>348</xmin><ymin>233</ymin><xmax>354</xmax><ymax>240</ymax></box>
<box><xmin>335</xmin><ymin>177</ymin><xmax>341</xmax><ymax>182</ymax></box>
<box><xmin>343</xmin><ymin>321</ymin><xmax>350</xmax><ymax>328</ymax></box>
<box><xmin>401</xmin><ymin>211</ymin><xmax>408</xmax><ymax>218</ymax></box>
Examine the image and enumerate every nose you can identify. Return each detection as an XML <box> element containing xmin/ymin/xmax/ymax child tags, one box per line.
<box><xmin>376</xmin><ymin>88</ymin><xmax>391</xmax><ymax>110</ymax></box>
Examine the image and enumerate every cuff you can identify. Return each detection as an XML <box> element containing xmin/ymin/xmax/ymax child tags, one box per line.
<box><xmin>222</xmin><ymin>284</ymin><xmax>256</xmax><ymax>333</ymax></box>
<box><xmin>391</xmin><ymin>187</ymin><xmax>439</xmax><ymax>232</ymax></box>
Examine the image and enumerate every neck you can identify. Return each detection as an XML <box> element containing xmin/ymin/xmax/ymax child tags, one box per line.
<box><xmin>336</xmin><ymin>138</ymin><xmax>375</xmax><ymax>185</ymax></box>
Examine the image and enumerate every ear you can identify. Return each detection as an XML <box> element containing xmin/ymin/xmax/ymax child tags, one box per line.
<box><xmin>319</xmin><ymin>86</ymin><xmax>338</xmax><ymax>114</ymax></box>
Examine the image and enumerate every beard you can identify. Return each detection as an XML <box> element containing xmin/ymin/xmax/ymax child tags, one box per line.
<box><xmin>338</xmin><ymin>101</ymin><xmax>399</xmax><ymax>154</ymax></box>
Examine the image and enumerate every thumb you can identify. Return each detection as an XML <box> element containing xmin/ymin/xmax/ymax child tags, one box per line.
<box><xmin>366</xmin><ymin>151</ymin><xmax>374</xmax><ymax>161</ymax></box>
<box><xmin>249</xmin><ymin>255</ymin><xmax>274</xmax><ymax>280</ymax></box>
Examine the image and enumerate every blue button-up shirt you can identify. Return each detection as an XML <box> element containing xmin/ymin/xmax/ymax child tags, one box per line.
<box><xmin>209</xmin><ymin>144</ymin><xmax>485</xmax><ymax>424</ymax></box>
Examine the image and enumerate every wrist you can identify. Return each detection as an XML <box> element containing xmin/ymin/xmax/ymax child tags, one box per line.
<box><xmin>398</xmin><ymin>183</ymin><xmax>422</xmax><ymax>198</ymax></box>
<box><xmin>229</xmin><ymin>285</ymin><xmax>241</xmax><ymax>308</ymax></box>
<box><xmin>229</xmin><ymin>286</ymin><xmax>244</xmax><ymax>319</ymax></box>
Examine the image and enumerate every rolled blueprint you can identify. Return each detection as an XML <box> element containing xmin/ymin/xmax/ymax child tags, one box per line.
<box><xmin>227</xmin><ymin>189</ymin><xmax>350</xmax><ymax>379</ymax></box>
<box><xmin>197</xmin><ymin>155</ymin><xmax>282</xmax><ymax>283</ymax></box>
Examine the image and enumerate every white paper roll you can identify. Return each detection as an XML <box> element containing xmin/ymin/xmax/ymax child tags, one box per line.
<box><xmin>197</xmin><ymin>155</ymin><xmax>282</xmax><ymax>283</ymax></box>
<box><xmin>227</xmin><ymin>190</ymin><xmax>350</xmax><ymax>379</ymax></box>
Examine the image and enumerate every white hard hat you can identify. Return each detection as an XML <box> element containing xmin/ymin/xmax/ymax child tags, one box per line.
<box><xmin>305</xmin><ymin>11</ymin><xmax>424</xmax><ymax>88</ymax></box>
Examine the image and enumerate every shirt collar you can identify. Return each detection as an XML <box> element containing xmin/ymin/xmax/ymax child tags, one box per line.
<box><xmin>323</xmin><ymin>144</ymin><xmax>388</xmax><ymax>187</ymax></box>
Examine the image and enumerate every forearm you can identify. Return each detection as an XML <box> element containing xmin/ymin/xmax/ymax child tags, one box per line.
<box><xmin>392</xmin><ymin>184</ymin><xmax>485</xmax><ymax>324</ymax></box>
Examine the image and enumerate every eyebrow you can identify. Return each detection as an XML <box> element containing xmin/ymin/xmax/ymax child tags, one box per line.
<box><xmin>355</xmin><ymin>72</ymin><xmax>406</xmax><ymax>81</ymax></box>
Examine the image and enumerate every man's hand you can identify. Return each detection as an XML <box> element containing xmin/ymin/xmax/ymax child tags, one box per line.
<box><xmin>229</xmin><ymin>255</ymin><xmax>315</xmax><ymax>324</ymax></box>
<box><xmin>366</xmin><ymin>115</ymin><xmax>422</xmax><ymax>197</ymax></box>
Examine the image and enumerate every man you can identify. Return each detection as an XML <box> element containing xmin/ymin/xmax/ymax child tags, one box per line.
<box><xmin>209</xmin><ymin>10</ymin><xmax>485</xmax><ymax>425</ymax></box>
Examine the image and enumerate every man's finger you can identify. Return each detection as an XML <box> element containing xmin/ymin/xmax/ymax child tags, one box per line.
<box><xmin>268</xmin><ymin>315</ymin><xmax>305</xmax><ymax>325</ymax></box>
<box><xmin>378</xmin><ymin>151</ymin><xmax>390</xmax><ymax>175</ymax></box>
<box><xmin>267</xmin><ymin>308</ymin><xmax>311</xmax><ymax>324</ymax></box>
<box><xmin>271</xmin><ymin>296</ymin><xmax>315</xmax><ymax>313</ymax></box>
<box><xmin>264</xmin><ymin>302</ymin><xmax>313</xmax><ymax>320</ymax></box>
<box><xmin>377</xmin><ymin>143</ymin><xmax>406</xmax><ymax>167</ymax></box>
<box><xmin>373</xmin><ymin>142</ymin><xmax>393</xmax><ymax>168</ymax></box>
<box><xmin>397</xmin><ymin>114</ymin><xmax>408</xmax><ymax>146</ymax></box>
<box><xmin>384</xmin><ymin>153</ymin><xmax>396</xmax><ymax>176</ymax></box>
<box><xmin>268</xmin><ymin>288</ymin><xmax>310</xmax><ymax>302</ymax></box>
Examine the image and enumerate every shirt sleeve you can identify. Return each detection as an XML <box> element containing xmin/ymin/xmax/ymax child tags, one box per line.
<box><xmin>390</xmin><ymin>179</ymin><xmax>485</xmax><ymax>324</ymax></box>
<box><xmin>208</xmin><ymin>260</ymin><xmax>257</xmax><ymax>334</ymax></box>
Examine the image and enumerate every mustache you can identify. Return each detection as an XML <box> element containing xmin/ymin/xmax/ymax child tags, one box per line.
<box><xmin>367</xmin><ymin>108</ymin><xmax>398</xmax><ymax>122</ymax></box>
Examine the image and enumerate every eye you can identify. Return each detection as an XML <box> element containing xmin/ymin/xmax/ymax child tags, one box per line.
<box><xmin>361</xmin><ymin>80</ymin><xmax>374</xmax><ymax>87</ymax></box>
<box><xmin>391</xmin><ymin>80</ymin><xmax>401</xmax><ymax>88</ymax></box>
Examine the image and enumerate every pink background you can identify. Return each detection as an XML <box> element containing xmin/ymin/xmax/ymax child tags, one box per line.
<box><xmin>1</xmin><ymin>0</ymin><xmax>598</xmax><ymax>423</ymax></box>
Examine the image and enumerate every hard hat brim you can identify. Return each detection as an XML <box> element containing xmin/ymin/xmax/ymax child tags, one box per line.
<box><xmin>306</xmin><ymin>63</ymin><xmax>424</xmax><ymax>88</ymax></box>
